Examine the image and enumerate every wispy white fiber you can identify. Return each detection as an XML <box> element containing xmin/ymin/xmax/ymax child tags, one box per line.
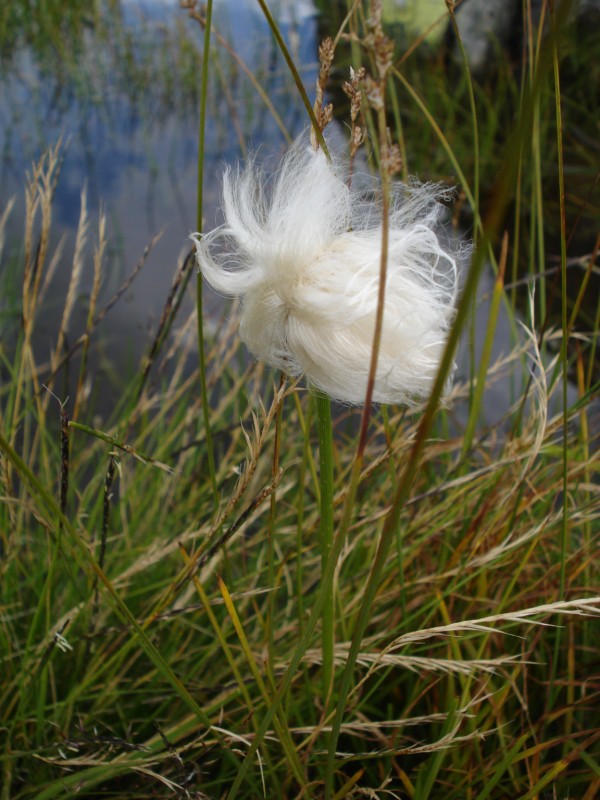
<box><xmin>193</xmin><ymin>136</ymin><xmax>461</xmax><ymax>406</ymax></box>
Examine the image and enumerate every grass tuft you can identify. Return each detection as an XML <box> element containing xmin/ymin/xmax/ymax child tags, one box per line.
<box><xmin>0</xmin><ymin>1</ymin><xmax>598</xmax><ymax>798</ymax></box>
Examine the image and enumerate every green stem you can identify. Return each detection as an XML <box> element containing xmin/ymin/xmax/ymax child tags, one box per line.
<box><xmin>446</xmin><ymin>4</ymin><xmax>480</xmax><ymax>413</ymax></box>
<box><xmin>267</xmin><ymin>375</ymin><xmax>285</xmax><ymax>665</ymax></box>
<box><xmin>461</xmin><ymin>234</ymin><xmax>508</xmax><ymax>455</ymax></box>
<box><xmin>68</xmin><ymin>421</ymin><xmax>172</xmax><ymax>473</ymax></box>
<box><xmin>257</xmin><ymin>0</ymin><xmax>337</xmax><ymax>721</ymax></box>
<box><xmin>256</xmin><ymin>0</ymin><xmax>330</xmax><ymax>158</ymax></box>
<box><xmin>196</xmin><ymin>0</ymin><xmax>218</xmax><ymax>503</ymax></box>
<box><xmin>226</xmin><ymin>444</ymin><xmax>363</xmax><ymax>800</ymax></box>
<box><xmin>323</xmin><ymin>98</ymin><xmax>392</xmax><ymax>800</ymax></box>
<box><xmin>316</xmin><ymin>392</ymin><xmax>334</xmax><ymax>710</ymax></box>
<box><xmin>322</xmin><ymin>243</ymin><xmax>489</xmax><ymax>799</ymax></box>
<box><xmin>547</xmin><ymin>1</ymin><xmax>569</xmax><ymax>719</ymax></box>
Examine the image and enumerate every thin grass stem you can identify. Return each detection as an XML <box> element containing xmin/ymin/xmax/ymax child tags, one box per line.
<box><xmin>316</xmin><ymin>392</ymin><xmax>335</xmax><ymax>710</ymax></box>
<box><xmin>256</xmin><ymin>0</ymin><xmax>329</xmax><ymax>158</ymax></box>
<box><xmin>196</xmin><ymin>0</ymin><xmax>218</xmax><ymax>503</ymax></box>
<box><xmin>547</xmin><ymin>2</ymin><xmax>570</xmax><ymax>719</ymax></box>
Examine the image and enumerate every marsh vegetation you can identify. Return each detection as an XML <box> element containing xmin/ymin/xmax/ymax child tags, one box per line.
<box><xmin>0</xmin><ymin>1</ymin><xmax>598</xmax><ymax>798</ymax></box>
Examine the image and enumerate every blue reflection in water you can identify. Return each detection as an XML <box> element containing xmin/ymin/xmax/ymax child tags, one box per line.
<box><xmin>0</xmin><ymin>0</ymin><xmax>318</xmax><ymax>374</ymax></box>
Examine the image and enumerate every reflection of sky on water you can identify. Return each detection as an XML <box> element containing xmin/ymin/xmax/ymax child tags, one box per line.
<box><xmin>0</xmin><ymin>0</ymin><xmax>574</xmax><ymax>424</ymax></box>
<box><xmin>0</xmin><ymin>0</ymin><xmax>319</xmax><ymax>350</ymax></box>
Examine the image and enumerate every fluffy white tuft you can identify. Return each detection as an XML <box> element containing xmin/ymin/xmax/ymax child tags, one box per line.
<box><xmin>193</xmin><ymin>137</ymin><xmax>461</xmax><ymax>406</ymax></box>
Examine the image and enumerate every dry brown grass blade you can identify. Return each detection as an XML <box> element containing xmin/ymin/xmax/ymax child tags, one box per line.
<box><xmin>0</xmin><ymin>196</ymin><xmax>15</xmax><ymax>261</ymax></box>
<box><xmin>23</xmin><ymin>142</ymin><xmax>63</xmax><ymax>332</ymax></box>
<box><xmin>74</xmin><ymin>209</ymin><xmax>106</xmax><ymax>419</ymax></box>
<box><xmin>386</xmin><ymin>597</ymin><xmax>600</xmax><ymax>649</ymax></box>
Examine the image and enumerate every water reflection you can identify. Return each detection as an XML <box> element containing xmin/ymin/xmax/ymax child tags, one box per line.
<box><xmin>0</xmin><ymin>0</ymin><xmax>577</xmax><ymax>425</ymax></box>
<box><xmin>0</xmin><ymin>0</ymin><xmax>319</xmax><ymax>363</ymax></box>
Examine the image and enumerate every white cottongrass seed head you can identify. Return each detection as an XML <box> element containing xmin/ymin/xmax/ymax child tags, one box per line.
<box><xmin>193</xmin><ymin>136</ymin><xmax>461</xmax><ymax>406</ymax></box>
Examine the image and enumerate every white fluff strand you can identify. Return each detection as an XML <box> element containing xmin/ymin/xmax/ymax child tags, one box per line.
<box><xmin>193</xmin><ymin>137</ymin><xmax>461</xmax><ymax>406</ymax></box>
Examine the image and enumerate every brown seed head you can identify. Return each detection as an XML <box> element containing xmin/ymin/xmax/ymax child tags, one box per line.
<box><xmin>342</xmin><ymin>66</ymin><xmax>366</xmax><ymax>123</ymax></box>
<box><xmin>365</xmin><ymin>75</ymin><xmax>384</xmax><ymax>111</ymax></box>
<box><xmin>367</xmin><ymin>0</ymin><xmax>383</xmax><ymax>32</ymax></box>
<box><xmin>318</xmin><ymin>37</ymin><xmax>335</xmax><ymax>83</ymax></box>
<box><xmin>374</xmin><ymin>35</ymin><xmax>394</xmax><ymax>81</ymax></box>
<box><xmin>350</xmin><ymin>124</ymin><xmax>366</xmax><ymax>158</ymax></box>
<box><xmin>381</xmin><ymin>142</ymin><xmax>402</xmax><ymax>176</ymax></box>
<box><xmin>312</xmin><ymin>37</ymin><xmax>336</xmax><ymax>148</ymax></box>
